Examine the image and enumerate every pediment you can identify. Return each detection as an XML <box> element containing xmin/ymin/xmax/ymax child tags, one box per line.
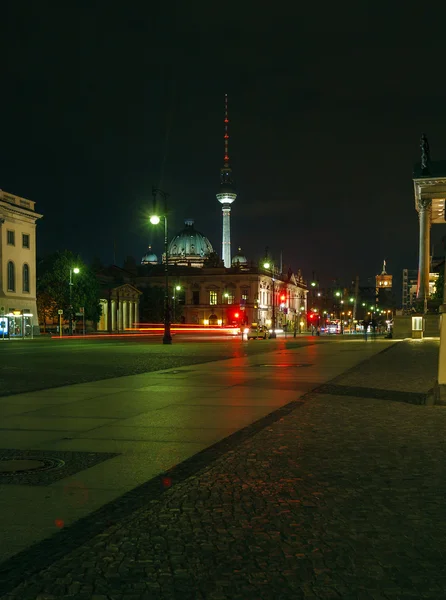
<box><xmin>112</xmin><ymin>283</ymin><xmax>142</xmax><ymax>298</ymax></box>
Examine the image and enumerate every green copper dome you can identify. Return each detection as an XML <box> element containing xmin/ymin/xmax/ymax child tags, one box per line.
<box><xmin>141</xmin><ymin>245</ymin><xmax>158</xmax><ymax>265</ymax></box>
<box><xmin>232</xmin><ymin>246</ymin><xmax>248</xmax><ymax>265</ymax></box>
<box><xmin>168</xmin><ymin>220</ymin><xmax>213</xmax><ymax>266</ymax></box>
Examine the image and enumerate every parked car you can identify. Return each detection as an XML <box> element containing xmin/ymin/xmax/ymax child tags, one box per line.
<box><xmin>247</xmin><ymin>324</ymin><xmax>269</xmax><ymax>340</ymax></box>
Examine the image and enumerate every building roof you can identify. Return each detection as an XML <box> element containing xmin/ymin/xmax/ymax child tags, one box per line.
<box><xmin>168</xmin><ymin>220</ymin><xmax>213</xmax><ymax>259</ymax></box>
<box><xmin>413</xmin><ymin>161</ymin><xmax>446</xmax><ymax>179</ymax></box>
<box><xmin>141</xmin><ymin>245</ymin><xmax>158</xmax><ymax>265</ymax></box>
<box><xmin>232</xmin><ymin>246</ymin><xmax>248</xmax><ymax>265</ymax></box>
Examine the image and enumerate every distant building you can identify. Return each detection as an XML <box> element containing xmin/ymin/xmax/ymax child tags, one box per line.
<box><xmin>402</xmin><ymin>269</ymin><xmax>418</xmax><ymax>311</ymax></box>
<box><xmin>0</xmin><ymin>189</ymin><xmax>42</xmax><ymax>337</ymax></box>
<box><xmin>138</xmin><ymin>263</ymin><xmax>307</xmax><ymax>328</ymax></box>
<box><xmin>375</xmin><ymin>260</ymin><xmax>392</xmax><ymax>293</ymax></box>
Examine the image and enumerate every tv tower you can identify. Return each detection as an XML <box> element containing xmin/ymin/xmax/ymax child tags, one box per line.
<box><xmin>216</xmin><ymin>93</ymin><xmax>237</xmax><ymax>268</ymax></box>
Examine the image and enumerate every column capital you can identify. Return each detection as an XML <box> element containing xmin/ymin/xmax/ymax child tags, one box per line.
<box><xmin>418</xmin><ymin>197</ymin><xmax>432</xmax><ymax>211</ymax></box>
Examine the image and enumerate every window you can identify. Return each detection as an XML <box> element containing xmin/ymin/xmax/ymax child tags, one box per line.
<box><xmin>22</xmin><ymin>234</ymin><xmax>30</xmax><ymax>249</ymax></box>
<box><xmin>7</xmin><ymin>230</ymin><xmax>15</xmax><ymax>246</ymax></box>
<box><xmin>209</xmin><ymin>290</ymin><xmax>217</xmax><ymax>305</ymax></box>
<box><xmin>241</xmin><ymin>293</ymin><xmax>248</xmax><ymax>303</ymax></box>
<box><xmin>7</xmin><ymin>261</ymin><xmax>15</xmax><ymax>291</ymax></box>
<box><xmin>224</xmin><ymin>292</ymin><xmax>234</xmax><ymax>304</ymax></box>
<box><xmin>23</xmin><ymin>264</ymin><xmax>30</xmax><ymax>293</ymax></box>
<box><xmin>192</xmin><ymin>291</ymin><xmax>200</xmax><ymax>305</ymax></box>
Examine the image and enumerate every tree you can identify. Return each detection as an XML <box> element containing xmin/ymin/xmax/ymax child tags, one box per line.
<box><xmin>140</xmin><ymin>286</ymin><xmax>165</xmax><ymax>323</ymax></box>
<box><xmin>203</xmin><ymin>252</ymin><xmax>223</xmax><ymax>268</ymax></box>
<box><xmin>36</xmin><ymin>291</ymin><xmax>58</xmax><ymax>333</ymax></box>
<box><xmin>37</xmin><ymin>251</ymin><xmax>102</xmax><ymax>325</ymax></box>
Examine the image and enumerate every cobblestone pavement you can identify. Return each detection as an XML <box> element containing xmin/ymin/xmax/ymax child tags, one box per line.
<box><xmin>2</xmin><ymin>342</ymin><xmax>446</xmax><ymax>599</ymax></box>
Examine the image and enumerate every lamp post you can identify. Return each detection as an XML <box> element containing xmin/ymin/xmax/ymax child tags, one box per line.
<box><xmin>150</xmin><ymin>188</ymin><xmax>172</xmax><ymax>345</ymax></box>
<box><xmin>172</xmin><ymin>285</ymin><xmax>181</xmax><ymax>323</ymax></box>
<box><xmin>69</xmin><ymin>267</ymin><xmax>80</xmax><ymax>335</ymax></box>
<box><xmin>263</xmin><ymin>260</ymin><xmax>276</xmax><ymax>338</ymax></box>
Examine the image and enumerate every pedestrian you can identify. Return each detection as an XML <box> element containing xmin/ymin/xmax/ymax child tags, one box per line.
<box><xmin>363</xmin><ymin>320</ymin><xmax>368</xmax><ymax>341</ymax></box>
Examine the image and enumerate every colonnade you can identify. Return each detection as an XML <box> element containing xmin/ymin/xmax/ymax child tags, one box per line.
<box><xmin>100</xmin><ymin>299</ymin><xmax>139</xmax><ymax>331</ymax></box>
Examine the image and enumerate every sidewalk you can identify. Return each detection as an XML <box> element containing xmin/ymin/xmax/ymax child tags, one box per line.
<box><xmin>0</xmin><ymin>339</ymin><xmax>443</xmax><ymax>599</ymax></box>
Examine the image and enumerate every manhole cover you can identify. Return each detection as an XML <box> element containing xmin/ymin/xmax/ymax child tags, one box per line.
<box><xmin>0</xmin><ymin>459</ymin><xmax>45</xmax><ymax>473</ymax></box>
<box><xmin>0</xmin><ymin>456</ymin><xmax>65</xmax><ymax>475</ymax></box>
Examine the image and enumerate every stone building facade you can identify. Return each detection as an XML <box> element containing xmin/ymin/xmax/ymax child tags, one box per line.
<box><xmin>0</xmin><ymin>189</ymin><xmax>42</xmax><ymax>336</ymax></box>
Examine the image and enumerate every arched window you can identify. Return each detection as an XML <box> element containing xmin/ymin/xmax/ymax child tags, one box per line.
<box><xmin>23</xmin><ymin>264</ymin><xmax>30</xmax><ymax>293</ymax></box>
<box><xmin>7</xmin><ymin>261</ymin><xmax>15</xmax><ymax>292</ymax></box>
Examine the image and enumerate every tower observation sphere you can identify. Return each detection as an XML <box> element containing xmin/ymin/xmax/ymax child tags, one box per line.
<box><xmin>216</xmin><ymin>93</ymin><xmax>237</xmax><ymax>268</ymax></box>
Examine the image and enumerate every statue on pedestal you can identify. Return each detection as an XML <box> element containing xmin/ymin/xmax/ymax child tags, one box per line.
<box><xmin>420</xmin><ymin>133</ymin><xmax>430</xmax><ymax>172</ymax></box>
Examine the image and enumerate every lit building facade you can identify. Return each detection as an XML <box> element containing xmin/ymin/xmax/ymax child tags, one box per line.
<box><xmin>0</xmin><ymin>189</ymin><xmax>42</xmax><ymax>337</ymax></box>
<box><xmin>137</xmin><ymin>264</ymin><xmax>307</xmax><ymax>328</ymax></box>
<box><xmin>375</xmin><ymin>260</ymin><xmax>392</xmax><ymax>293</ymax></box>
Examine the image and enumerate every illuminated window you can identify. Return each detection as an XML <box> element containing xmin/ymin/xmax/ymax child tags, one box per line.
<box><xmin>209</xmin><ymin>290</ymin><xmax>217</xmax><ymax>305</ymax></box>
<box><xmin>241</xmin><ymin>293</ymin><xmax>248</xmax><ymax>303</ymax></box>
<box><xmin>23</xmin><ymin>264</ymin><xmax>30</xmax><ymax>293</ymax></box>
<box><xmin>7</xmin><ymin>261</ymin><xmax>15</xmax><ymax>291</ymax></box>
<box><xmin>225</xmin><ymin>292</ymin><xmax>234</xmax><ymax>305</ymax></box>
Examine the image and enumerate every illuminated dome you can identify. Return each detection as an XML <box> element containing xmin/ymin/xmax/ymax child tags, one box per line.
<box><xmin>167</xmin><ymin>220</ymin><xmax>213</xmax><ymax>267</ymax></box>
<box><xmin>141</xmin><ymin>245</ymin><xmax>158</xmax><ymax>265</ymax></box>
<box><xmin>232</xmin><ymin>246</ymin><xmax>248</xmax><ymax>266</ymax></box>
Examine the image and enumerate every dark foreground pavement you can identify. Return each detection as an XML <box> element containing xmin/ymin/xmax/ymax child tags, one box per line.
<box><xmin>1</xmin><ymin>339</ymin><xmax>444</xmax><ymax>600</ymax></box>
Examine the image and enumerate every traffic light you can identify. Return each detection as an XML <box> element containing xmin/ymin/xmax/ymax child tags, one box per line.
<box><xmin>234</xmin><ymin>312</ymin><xmax>239</xmax><ymax>319</ymax></box>
<box><xmin>280</xmin><ymin>294</ymin><xmax>286</xmax><ymax>302</ymax></box>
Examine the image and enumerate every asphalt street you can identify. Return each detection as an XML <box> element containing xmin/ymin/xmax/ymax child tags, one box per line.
<box><xmin>0</xmin><ymin>334</ymin><xmax>331</xmax><ymax>397</ymax></box>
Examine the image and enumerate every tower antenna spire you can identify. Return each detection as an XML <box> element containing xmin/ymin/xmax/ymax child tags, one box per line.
<box><xmin>216</xmin><ymin>93</ymin><xmax>237</xmax><ymax>268</ymax></box>
<box><xmin>224</xmin><ymin>93</ymin><xmax>229</xmax><ymax>167</ymax></box>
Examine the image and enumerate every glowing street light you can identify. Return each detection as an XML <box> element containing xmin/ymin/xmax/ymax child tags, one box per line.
<box><xmin>263</xmin><ymin>259</ymin><xmax>276</xmax><ymax>338</ymax></box>
<box><xmin>69</xmin><ymin>266</ymin><xmax>80</xmax><ymax>335</ymax></box>
<box><xmin>150</xmin><ymin>187</ymin><xmax>172</xmax><ymax>344</ymax></box>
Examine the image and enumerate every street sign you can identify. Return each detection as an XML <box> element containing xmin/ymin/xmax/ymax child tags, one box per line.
<box><xmin>58</xmin><ymin>309</ymin><xmax>63</xmax><ymax>315</ymax></box>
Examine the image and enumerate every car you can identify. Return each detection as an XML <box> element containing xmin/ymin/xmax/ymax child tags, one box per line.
<box><xmin>247</xmin><ymin>324</ymin><xmax>269</xmax><ymax>340</ymax></box>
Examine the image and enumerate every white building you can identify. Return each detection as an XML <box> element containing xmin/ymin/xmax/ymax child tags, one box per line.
<box><xmin>0</xmin><ymin>189</ymin><xmax>42</xmax><ymax>336</ymax></box>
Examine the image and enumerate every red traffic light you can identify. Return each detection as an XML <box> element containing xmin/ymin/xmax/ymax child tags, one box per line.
<box><xmin>234</xmin><ymin>312</ymin><xmax>239</xmax><ymax>319</ymax></box>
<box><xmin>280</xmin><ymin>294</ymin><xmax>286</xmax><ymax>302</ymax></box>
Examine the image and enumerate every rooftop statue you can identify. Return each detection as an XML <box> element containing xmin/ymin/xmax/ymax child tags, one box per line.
<box><xmin>420</xmin><ymin>133</ymin><xmax>430</xmax><ymax>171</ymax></box>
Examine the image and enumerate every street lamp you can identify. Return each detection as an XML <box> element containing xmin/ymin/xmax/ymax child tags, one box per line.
<box><xmin>150</xmin><ymin>188</ymin><xmax>172</xmax><ymax>345</ymax></box>
<box><xmin>263</xmin><ymin>260</ymin><xmax>276</xmax><ymax>338</ymax></box>
<box><xmin>69</xmin><ymin>266</ymin><xmax>80</xmax><ymax>335</ymax></box>
<box><xmin>172</xmin><ymin>285</ymin><xmax>181</xmax><ymax>323</ymax></box>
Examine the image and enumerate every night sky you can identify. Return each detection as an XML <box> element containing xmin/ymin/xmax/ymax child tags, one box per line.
<box><xmin>2</xmin><ymin>3</ymin><xmax>446</xmax><ymax>293</ymax></box>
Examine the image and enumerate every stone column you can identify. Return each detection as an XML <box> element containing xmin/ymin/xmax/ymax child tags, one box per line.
<box><xmin>128</xmin><ymin>301</ymin><xmax>133</xmax><ymax>329</ymax></box>
<box><xmin>111</xmin><ymin>300</ymin><xmax>116</xmax><ymax>331</ymax></box>
<box><xmin>417</xmin><ymin>198</ymin><xmax>432</xmax><ymax>307</ymax></box>
<box><xmin>118</xmin><ymin>301</ymin><xmax>123</xmax><ymax>331</ymax></box>
<box><xmin>123</xmin><ymin>301</ymin><xmax>128</xmax><ymax>330</ymax></box>
<box><xmin>134</xmin><ymin>301</ymin><xmax>139</xmax><ymax>327</ymax></box>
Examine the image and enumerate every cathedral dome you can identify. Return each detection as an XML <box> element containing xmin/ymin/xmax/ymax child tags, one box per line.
<box><xmin>141</xmin><ymin>245</ymin><xmax>158</xmax><ymax>265</ymax></box>
<box><xmin>232</xmin><ymin>246</ymin><xmax>248</xmax><ymax>266</ymax></box>
<box><xmin>168</xmin><ymin>220</ymin><xmax>213</xmax><ymax>267</ymax></box>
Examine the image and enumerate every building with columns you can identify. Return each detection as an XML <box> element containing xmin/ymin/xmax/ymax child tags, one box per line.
<box><xmin>0</xmin><ymin>189</ymin><xmax>42</xmax><ymax>337</ymax></box>
<box><xmin>413</xmin><ymin>136</ymin><xmax>446</xmax><ymax>309</ymax></box>
<box><xmin>96</xmin><ymin>267</ymin><xmax>141</xmax><ymax>332</ymax></box>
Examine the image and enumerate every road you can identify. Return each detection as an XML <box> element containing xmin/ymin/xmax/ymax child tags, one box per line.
<box><xmin>0</xmin><ymin>333</ymin><xmax>331</xmax><ymax>396</ymax></box>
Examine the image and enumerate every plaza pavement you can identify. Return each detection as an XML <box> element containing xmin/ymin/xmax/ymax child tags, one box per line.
<box><xmin>0</xmin><ymin>337</ymin><xmax>442</xmax><ymax>599</ymax></box>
